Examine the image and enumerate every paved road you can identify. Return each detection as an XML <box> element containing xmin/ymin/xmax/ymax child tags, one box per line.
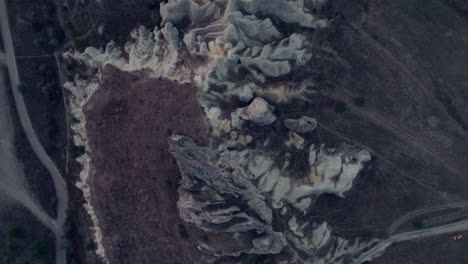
<box><xmin>355</xmin><ymin>219</ymin><xmax>468</xmax><ymax>263</ymax></box>
<box><xmin>0</xmin><ymin>51</ymin><xmax>5</xmax><ymax>63</ymax></box>
<box><xmin>0</xmin><ymin>70</ymin><xmax>57</xmax><ymax>232</ymax></box>
<box><xmin>0</xmin><ymin>1</ymin><xmax>69</xmax><ymax>263</ymax></box>
<box><xmin>386</xmin><ymin>201</ymin><xmax>468</xmax><ymax>236</ymax></box>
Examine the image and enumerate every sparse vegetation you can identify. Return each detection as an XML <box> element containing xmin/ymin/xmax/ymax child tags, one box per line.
<box><xmin>335</xmin><ymin>102</ymin><xmax>347</xmax><ymax>113</ymax></box>
<box><xmin>150</xmin><ymin>9</ymin><xmax>161</xmax><ymax>26</ymax></box>
<box><xmin>412</xmin><ymin>220</ymin><xmax>425</xmax><ymax>230</ymax></box>
<box><xmin>8</xmin><ymin>227</ymin><xmax>25</xmax><ymax>240</ymax></box>
<box><xmin>178</xmin><ymin>224</ymin><xmax>189</xmax><ymax>240</ymax></box>
<box><xmin>66</xmin><ymin>144</ymin><xmax>86</xmax><ymax>159</ymax></box>
<box><xmin>354</xmin><ymin>96</ymin><xmax>366</xmax><ymax>107</ymax></box>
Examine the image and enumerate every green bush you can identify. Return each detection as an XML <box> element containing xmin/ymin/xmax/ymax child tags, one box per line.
<box><xmin>27</xmin><ymin>240</ymin><xmax>48</xmax><ymax>262</ymax></box>
<box><xmin>413</xmin><ymin>220</ymin><xmax>424</xmax><ymax>230</ymax></box>
<box><xmin>72</xmin><ymin>39</ymin><xmax>83</xmax><ymax>50</ymax></box>
<box><xmin>2</xmin><ymin>256</ymin><xmax>12</xmax><ymax>264</ymax></box>
<box><xmin>63</xmin><ymin>71</ymin><xmax>74</xmax><ymax>82</ymax></box>
<box><xmin>354</xmin><ymin>96</ymin><xmax>366</xmax><ymax>107</ymax></box>
<box><xmin>16</xmin><ymin>83</ymin><xmax>26</xmax><ymax>93</ymax></box>
<box><xmin>85</xmin><ymin>242</ymin><xmax>97</xmax><ymax>251</ymax></box>
<box><xmin>178</xmin><ymin>224</ymin><xmax>189</xmax><ymax>240</ymax></box>
<box><xmin>8</xmin><ymin>226</ymin><xmax>24</xmax><ymax>240</ymax></box>
<box><xmin>66</xmin><ymin>144</ymin><xmax>86</xmax><ymax>159</ymax></box>
<box><xmin>6</xmin><ymin>243</ymin><xmax>18</xmax><ymax>252</ymax></box>
<box><xmin>335</xmin><ymin>102</ymin><xmax>347</xmax><ymax>113</ymax></box>
<box><xmin>150</xmin><ymin>9</ymin><xmax>161</xmax><ymax>26</ymax></box>
<box><xmin>67</xmin><ymin>114</ymin><xmax>79</xmax><ymax>124</ymax></box>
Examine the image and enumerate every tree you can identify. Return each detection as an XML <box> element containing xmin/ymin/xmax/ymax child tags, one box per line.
<box><xmin>412</xmin><ymin>220</ymin><xmax>424</xmax><ymax>230</ymax></box>
<box><xmin>33</xmin><ymin>39</ymin><xmax>45</xmax><ymax>49</ymax></box>
<box><xmin>178</xmin><ymin>224</ymin><xmax>189</xmax><ymax>240</ymax></box>
<box><xmin>8</xmin><ymin>226</ymin><xmax>24</xmax><ymax>239</ymax></box>
<box><xmin>38</xmin><ymin>63</ymin><xmax>48</xmax><ymax>72</ymax></box>
<box><xmin>85</xmin><ymin>242</ymin><xmax>97</xmax><ymax>251</ymax></box>
<box><xmin>149</xmin><ymin>9</ymin><xmax>161</xmax><ymax>26</ymax></box>
<box><xmin>72</xmin><ymin>39</ymin><xmax>83</xmax><ymax>50</ymax></box>
<box><xmin>335</xmin><ymin>102</ymin><xmax>347</xmax><ymax>113</ymax></box>
<box><xmin>27</xmin><ymin>240</ymin><xmax>49</xmax><ymax>262</ymax></box>
<box><xmin>2</xmin><ymin>256</ymin><xmax>12</xmax><ymax>264</ymax></box>
<box><xmin>31</xmin><ymin>19</ymin><xmax>43</xmax><ymax>32</ymax></box>
<box><xmin>16</xmin><ymin>83</ymin><xmax>26</xmax><ymax>93</ymax></box>
<box><xmin>63</xmin><ymin>71</ymin><xmax>74</xmax><ymax>82</ymax></box>
<box><xmin>354</xmin><ymin>96</ymin><xmax>366</xmax><ymax>107</ymax></box>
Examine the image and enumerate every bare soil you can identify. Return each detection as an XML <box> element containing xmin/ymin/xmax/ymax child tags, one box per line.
<box><xmin>84</xmin><ymin>66</ymin><xmax>214</xmax><ymax>264</ymax></box>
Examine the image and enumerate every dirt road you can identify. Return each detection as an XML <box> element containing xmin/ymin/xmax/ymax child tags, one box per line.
<box><xmin>386</xmin><ymin>201</ymin><xmax>468</xmax><ymax>236</ymax></box>
<box><xmin>0</xmin><ymin>1</ymin><xmax>69</xmax><ymax>263</ymax></box>
<box><xmin>0</xmin><ymin>70</ymin><xmax>57</xmax><ymax>232</ymax></box>
<box><xmin>355</xmin><ymin>219</ymin><xmax>468</xmax><ymax>263</ymax></box>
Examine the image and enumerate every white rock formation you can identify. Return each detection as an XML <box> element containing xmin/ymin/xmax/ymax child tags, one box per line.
<box><xmin>240</xmin><ymin>97</ymin><xmax>277</xmax><ymax>125</ymax></box>
<box><xmin>284</xmin><ymin>116</ymin><xmax>318</xmax><ymax>133</ymax></box>
<box><xmin>311</xmin><ymin>222</ymin><xmax>331</xmax><ymax>249</ymax></box>
<box><xmin>63</xmin><ymin>78</ymin><xmax>109</xmax><ymax>263</ymax></box>
<box><xmin>308</xmin><ymin>146</ymin><xmax>372</xmax><ymax>197</ymax></box>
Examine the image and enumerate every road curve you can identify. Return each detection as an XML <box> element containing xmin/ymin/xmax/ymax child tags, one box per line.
<box><xmin>0</xmin><ymin>1</ymin><xmax>69</xmax><ymax>263</ymax></box>
<box><xmin>0</xmin><ymin>69</ymin><xmax>58</xmax><ymax>233</ymax></box>
<box><xmin>355</xmin><ymin>219</ymin><xmax>468</xmax><ymax>264</ymax></box>
<box><xmin>386</xmin><ymin>201</ymin><xmax>468</xmax><ymax>236</ymax></box>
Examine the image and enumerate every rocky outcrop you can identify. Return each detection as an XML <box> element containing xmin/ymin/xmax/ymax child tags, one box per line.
<box><xmin>168</xmin><ymin>135</ymin><xmax>286</xmax><ymax>256</ymax></box>
<box><xmin>64</xmin><ymin>0</ymin><xmax>382</xmax><ymax>262</ymax></box>
<box><xmin>240</xmin><ymin>97</ymin><xmax>277</xmax><ymax>126</ymax></box>
<box><xmin>283</xmin><ymin>116</ymin><xmax>318</xmax><ymax>133</ymax></box>
<box><xmin>63</xmin><ymin>78</ymin><xmax>108</xmax><ymax>263</ymax></box>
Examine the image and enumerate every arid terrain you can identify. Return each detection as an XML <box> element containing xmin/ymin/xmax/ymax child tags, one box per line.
<box><xmin>2</xmin><ymin>0</ymin><xmax>468</xmax><ymax>264</ymax></box>
<box><xmin>84</xmin><ymin>67</ymin><xmax>210</xmax><ymax>264</ymax></box>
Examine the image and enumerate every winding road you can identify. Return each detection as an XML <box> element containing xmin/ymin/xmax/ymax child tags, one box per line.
<box><xmin>386</xmin><ymin>201</ymin><xmax>468</xmax><ymax>236</ymax></box>
<box><xmin>0</xmin><ymin>0</ymin><xmax>69</xmax><ymax>263</ymax></box>
<box><xmin>355</xmin><ymin>219</ymin><xmax>468</xmax><ymax>264</ymax></box>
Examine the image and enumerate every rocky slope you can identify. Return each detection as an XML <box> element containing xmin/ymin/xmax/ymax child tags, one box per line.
<box><xmin>61</xmin><ymin>0</ymin><xmax>389</xmax><ymax>263</ymax></box>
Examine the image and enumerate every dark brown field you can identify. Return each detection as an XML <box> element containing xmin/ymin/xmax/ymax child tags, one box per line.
<box><xmin>84</xmin><ymin>66</ymin><xmax>210</xmax><ymax>264</ymax></box>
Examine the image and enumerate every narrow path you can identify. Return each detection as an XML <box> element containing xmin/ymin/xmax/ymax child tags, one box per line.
<box><xmin>0</xmin><ymin>1</ymin><xmax>69</xmax><ymax>263</ymax></box>
<box><xmin>355</xmin><ymin>219</ymin><xmax>468</xmax><ymax>264</ymax></box>
<box><xmin>0</xmin><ymin>69</ymin><xmax>58</xmax><ymax>233</ymax></box>
<box><xmin>386</xmin><ymin>201</ymin><xmax>468</xmax><ymax>236</ymax></box>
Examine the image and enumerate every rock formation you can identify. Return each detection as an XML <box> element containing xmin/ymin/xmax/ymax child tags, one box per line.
<box><xmin>283</xmin><ymin>116</ymin><xmax>318</xmax><ymax>133</ymax></box>
<box><xmin>62</xmin><ymin>0</ymin><xmax>381</xmax><ymax>262</ymax></box>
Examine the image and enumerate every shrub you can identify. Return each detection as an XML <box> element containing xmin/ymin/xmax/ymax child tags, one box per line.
<box><xmin>178</xmin><ymin>224</ymin><xmax>189</xmax><ymax>240</ymax></box>
<box><xmin>2</xmin><ymin>256</ymin><xmax>12</xmax><ymax>264</ymax></box>
<box><xmin>67</xmin><ymin>144</ymin><xmax>86</xmax><ymax>158</ymax></box>
<box><xmin>38</xmin><ymin>64</ymin><xmax>48</xmax><ymax>72</ymax></box>
<box><xmin>335</xmin><ymin>102</ymin><xmax>347</xmax><ymax>113</ymax></box>
<box><xmin>412</xmin><ymin>220</ymin><xmax>424</xmax><ymax>230</ymax></box>
<box><xmin>63</xmin><ymin>71</ymin><xmax>74</xmax><ymax>82</ymax></box>
<box><xmin>85</xmin><ymin>242</ymin><xmax>97</xmax><ymax>251</ymax></box>
<box><xmin>150</xmin><ymin>9</ymin><xmax>161</xmax><ymax>26</ymax></box>
<box><xmin>16</xmin><ymin>83</ymin><xmax>26</xmax><ymax>93</ymax></box>
<box><xmin>33</xmin><ymin>39</ymin><xmax>45</xmax><ymax>49</ymax></box>
<box><xmin>8</xmin><ymin>226</ymin><xmax>24</xmax><ymax>239</ymax></box>
<box><xmin>354</xmin><ymin>96</ymin><xmax>366</xmax><ymax>107</ymax></box>
<box><xmin>26</xmin><ymin>241</ymin><xmax>49</xmax><ymax>262</ymax></box>
<box><xmin>6</xmin><ymin>243</ymin><xmax>18</xmax><ymax>252</ymax></box>
<box><xmin>31</xmin><ymin>20</ymin><xmax>43</xmax><ymax>32</ymax></box>
<box><xmin>72</xmin><ymin>39</ymin><xmax>82</xmax><ymax>50</ymax></box>
<box><xmin>67</xmin><ymin>114</ymin><xmax>79</xmax><ymax>124</ymax></box>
